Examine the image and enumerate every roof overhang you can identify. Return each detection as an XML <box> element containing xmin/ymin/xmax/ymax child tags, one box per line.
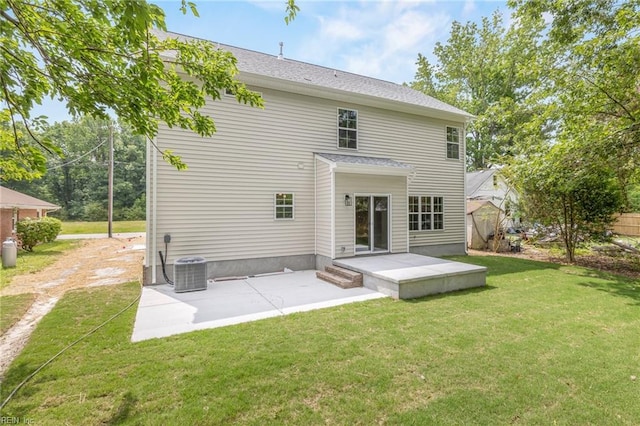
<box><xmin>315</xmin><ymin>153</ymin><xmax>414</xmax><ymax>177</ymax></box>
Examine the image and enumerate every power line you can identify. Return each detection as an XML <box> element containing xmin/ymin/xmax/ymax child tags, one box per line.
<box><xmin>46</xmin><ymin>138</ymin><xmax>109</xmax><ymax>170</ymax></box>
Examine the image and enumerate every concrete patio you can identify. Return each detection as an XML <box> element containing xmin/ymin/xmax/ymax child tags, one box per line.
<box><xmin>335</xmin><ymin>253</ymin><xmax>487</xmax><ymax>299</ymax></box>
<box><xmin>132</xmin><ymin>254</ymin><xmax>486</xmax><ymax>342</ymax></box>
<box><xmin>131</xmin><ymin>270</ymin><xmax>384</xmax><ymax>342</ymax></box>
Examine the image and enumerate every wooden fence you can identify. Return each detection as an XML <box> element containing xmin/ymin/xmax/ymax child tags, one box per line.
<box><xmin>612</xmin><ymin>213</ymin><xmax>640</xmax><ymax>236</ymax></box>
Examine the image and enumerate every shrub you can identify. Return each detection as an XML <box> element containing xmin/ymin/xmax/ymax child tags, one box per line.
<box><xmin>16</xmin><ymin>217</ymin><xmax>63</xmax><ymax>251</ymax></box>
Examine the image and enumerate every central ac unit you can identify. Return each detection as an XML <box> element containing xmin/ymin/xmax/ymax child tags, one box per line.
<box><xmin>173</xmin><ymin>256</ymin><xmax>207</xmax><ymax>293</ymax></box>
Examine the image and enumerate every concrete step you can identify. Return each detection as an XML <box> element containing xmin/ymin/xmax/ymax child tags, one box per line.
<box><xmin>325</xmin><ymin>265</ymin><xmax>363</xmax><ymax>285</ymax></box>
<box><xmin>316</xmin><ymin>270</ymin><xmax>362</xmax><ymax>289</ymax></box>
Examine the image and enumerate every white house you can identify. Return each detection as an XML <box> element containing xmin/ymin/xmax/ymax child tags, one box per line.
<box><xmin>144</xmin><ymin>31</ymin><xmax>474</xmax><ymax>285</ymax></box>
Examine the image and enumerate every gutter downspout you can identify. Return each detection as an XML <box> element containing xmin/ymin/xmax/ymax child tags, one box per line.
<box><xmin>463</xmin><ymin>122</ymin><xmax>469</xmax><ymax>255</ymax></box>
<box><xmin>148</xmin><ymin>136</ymin><xmax>158</xmax><ymax>284</ymax></box>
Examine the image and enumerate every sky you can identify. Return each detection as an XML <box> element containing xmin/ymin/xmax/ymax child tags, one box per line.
<box><xmin>37</xmin><ymin>0</ymin><xmax>510</xmax><ymax>123</ymax></box>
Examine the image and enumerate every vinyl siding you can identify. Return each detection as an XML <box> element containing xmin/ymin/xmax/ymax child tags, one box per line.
<box><xmin>315</xmin><ymin>158</ymin><xmax>332</xmax><ymax>258</ymax></box>
<box><xmin>148</xmin><ymin>85</ymin><xmax>466</xmax><ymax>265</ymax></box>
<box><xmin>334</xmin><ymin>173</ymin><xmax>408</xmax><ymax>258</ymax></box>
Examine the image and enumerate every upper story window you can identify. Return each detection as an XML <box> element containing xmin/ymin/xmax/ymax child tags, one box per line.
<box><xmin>338</xmin><ymin>108</ymin><xmax>358</xmax><ymax>149</ymax></box>
<box><xmin>275</xmin><ymin>193</ymin><xmax>294</xmax><ymax>220</ymax></box>
<box><xmin>446</xmin><ymin>126</ymin><xmax>460</xmax><ymax>160</ymax></box>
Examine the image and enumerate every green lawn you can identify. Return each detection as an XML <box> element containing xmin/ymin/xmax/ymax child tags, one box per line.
<box><xmin>0</xmin><ymin>293</ymin><xmax>37</xmax><ymax>335</ymax></box>
<box><xmin>60</xmin><ymin>220</ymin><xmax>146</xmax><ymax>234</ymax></box>
<box><xmin>0</xmin><ymin>240</ymin><xmax>80</xmax><ymax>289</ymax></box>
<box><xmin>1</xmin><ymin>257</ymin><xmax>639</xmax><ymax>424</ymax></box>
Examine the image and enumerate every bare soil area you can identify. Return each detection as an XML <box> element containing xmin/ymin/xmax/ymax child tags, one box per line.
<box><xmin>0</xmin><ymin>236</ymin><xmax>145</xmax><ymax>377</ymax></box>
<box><xmin>470</xmin><ymin>243</ymin><xmax>640</xmax><ymax>280</ymax></box>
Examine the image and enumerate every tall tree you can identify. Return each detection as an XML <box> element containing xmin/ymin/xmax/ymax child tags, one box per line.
<box><xmin>509</xmin><ymin>0</ymin><xmax>640</xmax><ymax>210</ymax></box>
<box><xmin>1</xmin><ymin>0</ymin><xmax>283</xmax><ymax>179</ymax></box>
<box><xmin>514</xmin><ymin>137</ymin><xmax>623</xmax><ymax>262</ymax></box>
<box><xmin>411</xmin><ymin>12</ymin><xmax>544</xmax><ymax>170</ymax></box>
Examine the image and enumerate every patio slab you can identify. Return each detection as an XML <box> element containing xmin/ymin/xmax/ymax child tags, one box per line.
<box><xmin>131</xmin><ymin>270</ymin><xmax>384</xmax><ymax>342</ymax></box>
<box><xmin>334</xmin><ymin>253</ymin><xmax>487</xmax><ymax>299</ymax></box>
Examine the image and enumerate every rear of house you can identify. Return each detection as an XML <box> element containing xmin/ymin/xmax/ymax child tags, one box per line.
<box><xmin>144</xmin><ymin>32</ymin><xmax>472</xmax><ymax>284</ymax></box>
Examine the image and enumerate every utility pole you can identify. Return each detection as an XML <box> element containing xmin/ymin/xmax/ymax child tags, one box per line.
<box><xmin>108</xmin><ymin>122</ymin><xmax>114</xmax><ymax>238</ymax></box>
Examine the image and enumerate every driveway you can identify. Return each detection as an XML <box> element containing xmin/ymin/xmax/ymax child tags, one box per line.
<box><xmin>0</xmin><ymin>235</ymin><xmax>145</xmax><ymax>376</ymax></box>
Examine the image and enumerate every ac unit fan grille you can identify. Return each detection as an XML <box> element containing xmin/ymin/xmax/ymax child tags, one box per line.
<box><xmin>173</xmin><ymin>257</ymin><xmax>207</xmax><ymax>293</ymax></box>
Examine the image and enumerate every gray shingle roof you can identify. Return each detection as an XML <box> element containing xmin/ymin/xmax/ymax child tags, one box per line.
<box><xmin>466</xmin><ymin>170</ymin><xmax>496</xmax><ymax>197</ymax></box>
<box><xmin>0</xmin><ymin>186</ymin><xmax>60</xmax><ymax>210</ymax></box>
<box><xmin>316</xmin><ymin>153</ymin><xmax>413</xmax><ymax>170</ymax></box>
<box><xmin>155</xmin><ymin>30</ymin><xmax>471</xmax><ymax>119</ymax></box>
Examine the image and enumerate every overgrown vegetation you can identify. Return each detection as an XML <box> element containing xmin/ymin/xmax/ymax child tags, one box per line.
<box><xmin>1</xmin><ymin>258</ymin><xmax>638</xmax><ymax>424</ymax></box>
<box><xmin>413</xmin><ymin>0</ymin><xmax>640</xmax><ymax>259</ymax></box>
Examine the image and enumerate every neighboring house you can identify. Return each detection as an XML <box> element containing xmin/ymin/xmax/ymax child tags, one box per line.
<box><xmin>467</xmin><ymin>200</ymin><xmax>503</xmax><ymax>250</ymax></box>
<box><xmin>0</xmin><ymin>186</ymin><xmax>60</xmax><ymax>244</ymax></box>
<box><xmin>145</xmin><ymin>31</ymin><xmax>473</xmax><ymax>284</ymax></box>
<box><xmin>466</xmin><ymin>169</ymin><xmax>520</xmax><ymax>227</ymax></box>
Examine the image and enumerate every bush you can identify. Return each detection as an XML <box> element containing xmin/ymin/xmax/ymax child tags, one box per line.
<box><xmin>16</xmin><ymin>217</ymin><xmax>63</xmax><ymax>251</ymax></box>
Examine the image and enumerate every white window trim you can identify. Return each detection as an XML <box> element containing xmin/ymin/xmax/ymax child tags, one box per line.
<box><xmin>337</xmin><ymin>107</ymin><xmax>358</xmax><ymax>150</ymax></box>
<box><xmin>446</xmin><ymin>126</ymin><xmax>461</xmax><ymax>160</ymax></box>
<box><xmin>274</xmin><ymin>192</ymin><xmax>295</xmax><ymax>220</ymax></box>
<box><xmin>409</xmin><ymin>195</ymin><xmax>445</xmax><ymax>231</ymax></box>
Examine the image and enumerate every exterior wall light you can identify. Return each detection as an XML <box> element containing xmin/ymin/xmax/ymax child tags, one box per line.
<box><xmin>344</xmin><ymin>194</ymin><xmax>352</xmax><ymax>206</ymax></box>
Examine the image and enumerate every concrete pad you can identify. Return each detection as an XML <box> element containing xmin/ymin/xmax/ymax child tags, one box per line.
<box><xmin>131</xmin><ymin>270</ymin><xmax>384</xmax><ymax>342</ymax></box>
<box><xmin>335</xmin><ymin>253</ymin><xmax>487</xmax><ymax>299</ymax></box>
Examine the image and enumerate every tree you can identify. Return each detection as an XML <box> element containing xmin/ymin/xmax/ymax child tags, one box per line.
<box><xmin>514</xmin><ymin>141</ymin><xmax>623</xmax><ymax>262</ymax></box>
<box><xmin>509</xmin><ymin>0</ymin><xmax>640</xmax><ymax>210</ymax></box>
<box><xmin>0</xmin><ymin>110</ymin><xmax>50</xmax><ymax>181</ymax></box>
<box><xmin>1</xmin><ymin>0</ymin><xmax>301</xmax><ymax>179</ymax></box>
<box><xmin>411</xmin><ymin>12</ymin><xmax>545</xmax><ymax>170</ymax></box>
<box><xmin>4</xmin><ymin>117</ymin><xmax>147</xmax><ymax>221</ymax></box>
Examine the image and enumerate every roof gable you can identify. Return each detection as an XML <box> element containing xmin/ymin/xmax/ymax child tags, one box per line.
<box><xmin>466</xmin><ymin>170</ymin><xmax>496</xmax><ymax>197</ymax></box>
<box><xmin>155</xmin><ymin>30</ymin><xmax>472</xmax><ymax>121</ymax></box>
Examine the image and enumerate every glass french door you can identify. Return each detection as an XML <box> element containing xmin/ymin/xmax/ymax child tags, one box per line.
<box><xmin>355</xmin><ymin>195</ymin><xmax>389</xmax><ymax>254</ymax></box>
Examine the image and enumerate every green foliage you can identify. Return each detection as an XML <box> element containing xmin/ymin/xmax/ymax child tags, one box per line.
<box><xmin>514</xmin><ymin>142</ymin><xmax>623</xmax><ymax>261</ymax></box>
<box><xmin>1</xmin><ymin>0</ymin><xmax>265</xmax><ymax>178</ymax></box>
<box><xmin>0</xmin><ymin>110</ymin><xmax>57</xmax><ymax>181</ymax></box>
<box><xmin>411</xmin><ymin>12</ymin><xmax>544</xmax><ymax>170</ymax></box>
<box><xmin>84</xmin><ymin>201</ymin><xmax>107</xmax><ymax>222</ymax></box>
<box><xmin>5</xmin><ymin>117</ymin><xmax>147</xmax><ymax>221</ymax></box>
<box><xmin>629</xmin><ymin>186</ymin><xmax>640</xmax><ymax>212</ymax></box>
<box><xmin>16</xmin><ymin>217</ymin><xmax>62</xmax><ymax>252</ymax></box>
<box><xmin>509</xmin><ymin>0</ymin><xmax>640</xmax><ymax>209</ymax></box>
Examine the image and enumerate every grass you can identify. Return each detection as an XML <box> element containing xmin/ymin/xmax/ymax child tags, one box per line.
<box><xmin>0</xmin><ymin>240</ymin><xmax>80</xmax><ymax>289</ymax></box>
<box><xmin>60</xmin><ymin>220</ymin><xmax>145</xmax><ymax>235</ymax></box>
<box><xmin>0</xmin><ymin>293</ymin><xmax>37</xmax><ymax>335</ymax></box>
<box><xmin>1</xmin><ymin>257</ymin><xmax>639</xmax><ymax>424</ymax></box>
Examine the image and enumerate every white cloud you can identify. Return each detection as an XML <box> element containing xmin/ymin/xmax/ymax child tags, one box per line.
<box><xmin>317</xmin><ymin>15</ymin><xmax>365</xmax><ymax>41</ymax></box>
<box><xmin>295</xmin><ymin>1</ymin><xmax>451</xmax><ymax>83</ymax></box>
<box><xmin>462</xmin><ymin>0</ymin><xmax>477</xmax><ymax>16</ymax></box>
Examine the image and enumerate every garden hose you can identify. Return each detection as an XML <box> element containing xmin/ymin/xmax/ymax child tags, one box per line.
<box><xmin>0</xmin><ymin>281</ymin><xmax>143</xmax><ymax>411</ymax></box>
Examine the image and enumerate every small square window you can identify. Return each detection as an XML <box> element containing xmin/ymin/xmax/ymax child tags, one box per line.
<box><xmin>275</xmin><ymin>193</ymin><xmax>294</xmax><ymax>220</ymax></box>
<box><xmin>338</xmin><ymin>108</ymin><xmax>358</xmax><ymax>149</ymax></box>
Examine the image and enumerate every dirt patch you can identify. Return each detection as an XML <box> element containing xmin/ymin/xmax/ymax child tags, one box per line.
<box><xmin>469</xmin><ymin>243</ymin><xmax>640</xmax><ymax>280</ymax></box>
<box><xmin>0</xmin><ymin>236</ymin><xmax>145</xmax><ymax>377</ymax></box>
